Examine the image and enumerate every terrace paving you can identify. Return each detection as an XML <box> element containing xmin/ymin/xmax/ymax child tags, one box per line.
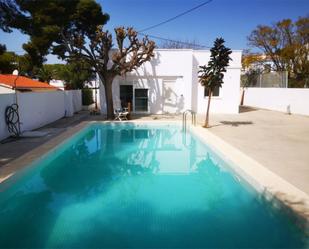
<box><xmin>205</xmin><ymin>106</ymin><xmax>309</xmax><ymax>195</ymax></box>
<box><xmin>0</xmin><ymin>107</ymin><xmax>308</xmax><ymax>197</ymax></box>
<box><xmin>0</xmin><ymin>111</ymin><xmax>90</xmax><ymax>167</ymax></box>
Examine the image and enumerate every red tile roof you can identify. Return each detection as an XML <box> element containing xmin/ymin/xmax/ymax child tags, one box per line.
<box><xmin>0</xmin><ymin>74</ymin><xmax>58</xmax><ymax>90</ymax></box>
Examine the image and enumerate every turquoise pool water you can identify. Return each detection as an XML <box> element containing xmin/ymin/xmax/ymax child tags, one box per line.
<box><xmin>0</xmin><ymin>123</ymin><xmax>307</xmax><ymax>248</ymax></box>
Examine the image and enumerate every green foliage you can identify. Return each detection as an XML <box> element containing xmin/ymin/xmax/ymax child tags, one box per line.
<box><xmin>0</xmin><ymin>47</ymin><xmax>49</xmax><ymax>79</ymax></box>
<box><xmin>37</xmin><ymin>65</ymin><xmax>54</xmax><ymax>82</ymax></box>
<box><xmin>34</xmin><ymin>61</ymin><xmax>94</xmax><ymax>88</ymax></box>
<box><xmin>82</xmin><ymin>89</ymin><xmax>94</xmax><ymax>106</ymax></box>
<box><xmin>198</xmin><ymin>38</ymin><xmax>232</xmax><ymax>128</ymax></box>
<box><xmin>58</xmin><ymin>61</ymin><xmax>94</xmax><ymax>89</ymax></box>
<box><xmin>17</xmin><ymin>54</ymin><xmax>36</xmax><ymax>76</ymax></box>
<box><xmin>288</xmin><ymin>77</ymin><xmax>309</xmax><ymax>88</ymax></box>
<box><xmin>0</xmin><ymin>0</ymin><xmax>109</xmax><ymax>68</ymax></box>
<box><xmin>0</xmin><ymin>44</ymin><xmax>6</xmax><ymax>54</ymax></box>
<box><xmin>198</xmin><ymin>38</ymin><xmax>232</xmax><ymax>91</ymax></box>
<box><xmin>0</xmin><ymin>44</ymin><xmax>17</xmax><ymax>74</ymax></box>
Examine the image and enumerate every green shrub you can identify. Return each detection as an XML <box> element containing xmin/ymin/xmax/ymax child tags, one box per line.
<box><xmin>288</xmin><ymin>77</ymin><xmax>308</xmax><ymax>88</ymax></box>
<box><xmin>82</xmin><ymin>89</ymin><xmax>94</xmax><ymax>106</ymax></box>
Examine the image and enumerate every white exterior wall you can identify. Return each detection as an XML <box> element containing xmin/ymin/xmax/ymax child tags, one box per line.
<box><xmin>49</xmin><ymin>79</ymin><xmax>65</xmax><ymax>90</ymax></box>
<box><xmin>71</xmin><ymin>90</ymin><xmax>82</xmax><ymax>113</ymax></box>
<box><xmin>0</xmin><ymin>90</ymin><xmax>82</xmax><ymax>141</ymax></box>
<box><xmin>244</xmin><ymin>88</ymin><xmax>309</xmax><ymax>116</ymax></box>
<box><xmin>194</xmin><ymin>50</ymin><xmax>242</xmax><ymax>114</ymax></box>
<box><xmin>0</xmin><ymin>85</ymin><xmax>14</xmax><ymax>94</ymax></box>
<box><xmin>100</xmin><ymin>49</ymin><xmax>242</xmax><ymax>115</ymax></box>
<box><xmin>0</xmin><ymin>93</ymin><xmax>15</xmax><ymax>140</ymax></box>
<box><xmin>18</xmin><ymin>91</ymin><xmax>66</xmax><ymax>131</ymax></box>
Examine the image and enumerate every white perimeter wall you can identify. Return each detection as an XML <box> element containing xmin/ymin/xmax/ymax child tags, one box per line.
<box><xmin>0</xmin><ymin>94</ymin><xmax>15</xmax><ymax>141</ymax></box>
<box><xmin>0</xmin><ymin>86</ymin><xmax>15</xmax><ymax>94</ymax></box>
<box><xmin>72</xmin><ymin>90</ymin><xmax>82</xmax><ymax>112</ymax></box>
<box><xmin>18</xmin><ymin>91</ymin><xmax>66</xmax><ymax>131</ymax></box>
<box><xmin>99</xmin><ymin>49</ymin><xmax>242</xmax><ymax>114</ymax></box>
<box><xmin>244</xmin><ymin>88</ymin><xmax>309</xmax><ymax>116</ymax></box>
<box><xmin>0</xmin><ymin>90</ymin><xmax>82</xmax><ymax>141</ymax></box>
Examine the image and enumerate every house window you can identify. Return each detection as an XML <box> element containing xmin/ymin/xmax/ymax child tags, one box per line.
<box><xmin>134</xmin><ymin>89</ymin><xmax>148</xmax><ymax>112</ymax></box>
<box><xmin>120</xmin><ymin>85</ymin><xmax>133</xmax><ymax>109</ymax></box>
<box><xmin>204</xmin><ymin>86</ymin><xmax>220</xmax><ymax>97</ymax></box>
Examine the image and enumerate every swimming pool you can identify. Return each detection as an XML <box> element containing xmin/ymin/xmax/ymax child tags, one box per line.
<box><xmin>0</xmin><ymin>123</ymin><xmax>307</xmax><ymax>248</ymax></box>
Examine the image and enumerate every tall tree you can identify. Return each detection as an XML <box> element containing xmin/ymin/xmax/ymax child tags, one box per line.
<box><xmin>0</xmin><ymin>0</ymin><xmax>155</xmax><ymax>118</ymax></box>
<box><xmin>0</xmin><ymin>0</ymin><xmax>109</xmax><ymax>71</ymax></box>
<box><xmin>248</xmin><ymin>16</ymin><xmax>309</xmax><ymax>87</ymax></box>
<box><xmin>0</xmin><ymin>44</ymin><xmax>17</xmax><ymax>74</ymax></box>
<box><xmin>198</xmin><ymin>38</ymin><xmax>232</xmax><ymax>128</ymax></box>
<box><xmin>59</xmin><ymin>26</ymin><xmax>155</xmax><ymax>117</ymax></box>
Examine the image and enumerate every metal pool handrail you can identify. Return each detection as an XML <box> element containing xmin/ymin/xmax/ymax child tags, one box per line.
<box><xmin>182</xmin><ymin>109</ymin><xmax>196</xmax><ymax>132</ymax></box>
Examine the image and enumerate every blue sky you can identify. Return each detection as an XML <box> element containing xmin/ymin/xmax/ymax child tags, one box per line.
<box><xmin>0</xmin><ymin>0</ymin><xmax>308</xmax><ymax>63</ymax></box>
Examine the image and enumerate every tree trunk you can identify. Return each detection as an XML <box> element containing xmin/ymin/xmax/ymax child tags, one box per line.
<box><xmin>240</xmin><ymin>88</ymin><xmax>245</xmax><ymax>106</ymax></box>
<box><xmin>98</xmin><ymin>72</ymin><xmax>115</xmax><ymax>120</ymax></box>
<box><xmin>204</xmin><ymin>88</ymin><xmax>212</xmax><ymax>128</ymax></box>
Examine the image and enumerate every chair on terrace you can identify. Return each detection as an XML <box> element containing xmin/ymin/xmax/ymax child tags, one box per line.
<box><xmin>114</xmin><ymin>108</ymin><xmax>129</xmax><ymax>121</ymax></box>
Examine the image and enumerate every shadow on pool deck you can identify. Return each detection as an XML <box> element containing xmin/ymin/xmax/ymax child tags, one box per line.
<box><xmin>219</xmin><ymin>121</ymin><xmax>253</xmax><ymax>127</ymax></box>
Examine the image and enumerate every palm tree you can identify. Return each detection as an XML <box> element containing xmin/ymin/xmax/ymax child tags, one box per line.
<box><xmin>198</xmin><ymin>38</ymin><xmax>232</xmax><ymax>128</ymax></box>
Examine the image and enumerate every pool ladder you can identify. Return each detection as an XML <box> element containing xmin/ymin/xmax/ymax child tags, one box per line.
<box><xmin>182</xmin><ymin>110</ymin><xmax>196</xmax><ymax>132</ymax></box>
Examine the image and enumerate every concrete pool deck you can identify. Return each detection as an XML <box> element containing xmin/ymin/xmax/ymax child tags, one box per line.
<box><xmin>206</xmin><ymin>106</ymin><xmax>309</xmax><ymax>196</ymax></box>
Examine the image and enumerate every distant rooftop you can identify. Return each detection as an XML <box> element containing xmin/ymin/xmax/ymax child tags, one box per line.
<box><xmin>0</xmin><ymin>74</ymin><xmax>59</xmax><ymax>91</ymax></box>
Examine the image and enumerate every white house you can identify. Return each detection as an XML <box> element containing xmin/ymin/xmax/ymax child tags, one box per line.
<box><xmin>99</xmin><ymin>49</ymin><xmax>242</xmax><ymax>115</ymax></box>
<box><xmin>49</xmin><ymin>79</ymin><xmax>65</xmax><ymax>90</ymax></box>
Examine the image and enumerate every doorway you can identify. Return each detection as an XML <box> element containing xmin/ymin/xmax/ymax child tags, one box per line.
<box><xmin>120</xmin><ymin>85</ymin><xmax>148</xmax><ymax>112</ymax></box>
<box><xmin>120</xmin><ymin>85</ymin><xmax>133</xmax><ymax>110</ymax></box>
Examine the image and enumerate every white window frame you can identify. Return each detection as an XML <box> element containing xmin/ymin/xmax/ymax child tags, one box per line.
<box><xmin>133</xmin><ymin>87</ymin><xmax>149</xmax><ymax>114</ymax></box>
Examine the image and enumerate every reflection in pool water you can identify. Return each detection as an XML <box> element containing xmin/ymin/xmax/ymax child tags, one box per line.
<box><xmin>0</xmin><ymin>124</ymin><xmax>307</xmax><ymax>248</ymax></box>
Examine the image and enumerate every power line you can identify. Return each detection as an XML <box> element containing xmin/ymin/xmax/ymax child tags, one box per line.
<box><xmin>138</xmin><ymin>32</ymin><xmax>211</xmax><ymax>49</ymax></box>
<box><xmin>7</xmin><ymin>35</ymin><xmax>211</xmax><ymax>51</ymax></box>
<box><xmin>138</xmin><ymin>0</ymin><xmax>213</xmax><ymax>33</ymax></box>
